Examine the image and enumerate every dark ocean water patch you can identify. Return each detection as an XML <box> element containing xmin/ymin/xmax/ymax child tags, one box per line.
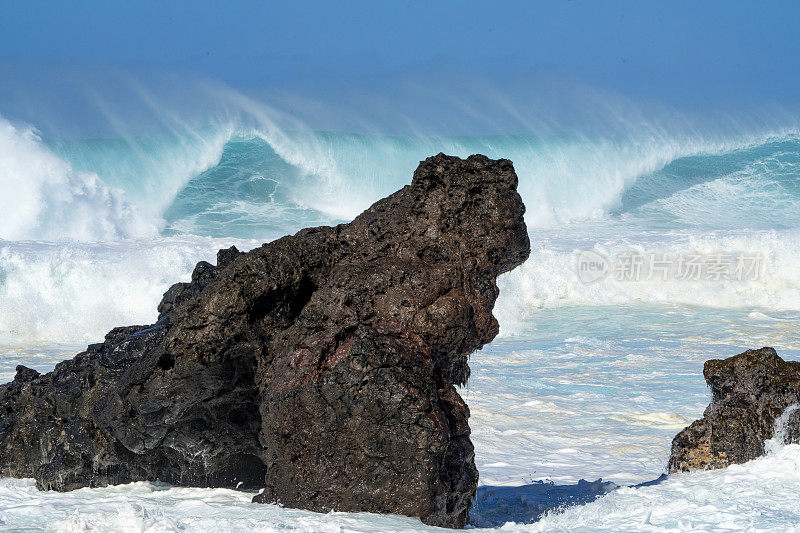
<box><xmin>469</xmin><ymin>479</ymin><xmax>619</xmax><ymax>528</ymax></box>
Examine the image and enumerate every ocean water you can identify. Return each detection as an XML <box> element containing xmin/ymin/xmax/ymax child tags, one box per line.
<box><xmin>2</xmin><ymin>109</ymin><xmax>800</xmax><ymax>531</ymax></box>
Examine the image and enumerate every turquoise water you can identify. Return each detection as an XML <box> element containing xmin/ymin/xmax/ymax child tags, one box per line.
<box><xmin>45</xmin><ymin>127</ymin><xmax>800</xmax><ymax>240</ymax></box>
<box><xmin>2</xmin><ymin>111</ymin><xmax>800</xmax><ymax>529</ymax></box>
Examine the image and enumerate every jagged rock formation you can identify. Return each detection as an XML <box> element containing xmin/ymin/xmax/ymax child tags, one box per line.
<box><xmin>0</xmin><ymin>154</ymin><xmax>530</xmax><ymax>528</ymax></box>
<box><xmin>669</xmin><ymin>347</ymin><xmax>800</xmax><ymax>472</ymax></box>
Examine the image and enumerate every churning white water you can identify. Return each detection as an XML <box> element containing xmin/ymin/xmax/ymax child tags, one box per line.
<box><xmin>2</xmin><ymin>98</ymin><xmax>800</xmax><ymax>530</ymax></box>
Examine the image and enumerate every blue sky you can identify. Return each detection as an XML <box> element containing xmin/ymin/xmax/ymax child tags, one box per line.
<box><xmin>2</xmin><ymin>0</ymin><xmax>798</xmax><ymax>104</ymax></box>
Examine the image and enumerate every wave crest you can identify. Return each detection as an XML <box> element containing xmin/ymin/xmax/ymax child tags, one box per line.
<box><xmin>0</xmin><ymin>117</ymin><xmax>157</xmax><ymax>241</ymax></box>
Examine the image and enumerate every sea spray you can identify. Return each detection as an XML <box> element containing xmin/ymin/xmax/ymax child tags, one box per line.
<box><xmin>0</xmin><ymin>236</ymin><xmax>261</xmax><ymax>346</ymax></box>
<box><xmin>51</xmin><ymin>128</ymin><xmax>231</xmax><ymax>219</ymax></box>
<box><xmin>0</xmin><ymin>117</ymin><xmax>156</xmax><ymax>241</ymax></box>
<box><xmin>3</xmin><ymin>118</ymin><xmax>800</xmax><ymax>346</ymax></box>
<box><xmin>765</xmin><ymin>403</ymin><xmax>800</xmax><ymax>454</ymax></box>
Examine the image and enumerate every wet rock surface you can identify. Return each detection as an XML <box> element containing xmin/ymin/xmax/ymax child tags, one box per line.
<box><xmin>669</xmin><ymin>347</ymin><xmax>800</xmax><ymax>473</ymax></box>
<box><xmin>0</xmin><ymin>153</ymin><xmax>529</xmax><ymax>528</ymax></box>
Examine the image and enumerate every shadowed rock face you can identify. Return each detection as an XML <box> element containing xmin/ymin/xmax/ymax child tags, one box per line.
<box><xmin>0</xmin><ymin>153</ymin><xmax>529</xmax><ymax>528</ymax></box>
<box><xmin>669</xmin><ymin>347</ymin><xmax>800</xmax><ymax>473</ymax></box>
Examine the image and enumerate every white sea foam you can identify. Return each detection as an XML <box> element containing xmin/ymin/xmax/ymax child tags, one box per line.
<box><xmin>765</xmin><ymin>403</ymin><xmax>800</xmax><ymax>455</ymax></box>
<box><xmin>1</xmin><ymin>92</ymin><xmax>800</xmax><ymax>530</ymax></box>
<box><xmin>2</xmin><ymin>446</ymin><xmax>799</xmax><ymax>531</ymax></box>
<box><xmin>529</xmin><ymin>444</ymin><xmax>800</xmax><ymax>532</ymax></box>
<box><xmin>0</xmin><ymin>117</ymin><xmax>157</xmax><ymax>241</ymax></box>
<box><xmin>495</xmin><ymin>228</ymin><xmax>800</xmax><ymax>336</ymax></box>
<box><xmin>0</xmin><ymin>315</ymin><xmax>798</xmax><ymax>532</ymax></box>
<box><xmin>0</xmin><ymin>236</ymin><xmax>260</xmax><ymax>346</ymax></box>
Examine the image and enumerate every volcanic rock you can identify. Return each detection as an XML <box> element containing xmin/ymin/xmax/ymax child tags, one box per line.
<box><xmin>0</xmin><ymin>153</ymin><xmax>530</xmax><ymax>528</ymax></box>
<box><xmin>669</xmin><ymin>347</ymin><xmax>800</xmax><ymax>473</ymax></box>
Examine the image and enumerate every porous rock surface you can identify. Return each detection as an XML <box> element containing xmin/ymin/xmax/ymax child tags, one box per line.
<box><xmin>0</xmin><ymin>153</ymin><xmax>530</xmax><ymax>528</ymax></box>
<box><xmin>669</xmin><ymin>347</ymin><xmax>800</xmax><ymax>472</ymax></box>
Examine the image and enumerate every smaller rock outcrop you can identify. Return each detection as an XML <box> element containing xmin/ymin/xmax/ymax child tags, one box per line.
<box><xmin>669</xmin><ymin>347</ymin><xmax>800</xmax><ymax>472</ymax></box>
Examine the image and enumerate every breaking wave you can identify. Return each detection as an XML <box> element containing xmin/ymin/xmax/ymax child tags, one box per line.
<box><xmin>1</xmin><ymin>105</ymin><xmax>800</xmax><ymax>345</ymax></box>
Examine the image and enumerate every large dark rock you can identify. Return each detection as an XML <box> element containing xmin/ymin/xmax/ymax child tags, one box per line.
<box><xmin>668</xmin><ymin>347</ymin><xmax>800</xmax><ymax>473</ymax></box>
<box><xmin>0</xmin><ymin>154</ymin><xmax>529</xmax><ymax>528</ymax></box>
